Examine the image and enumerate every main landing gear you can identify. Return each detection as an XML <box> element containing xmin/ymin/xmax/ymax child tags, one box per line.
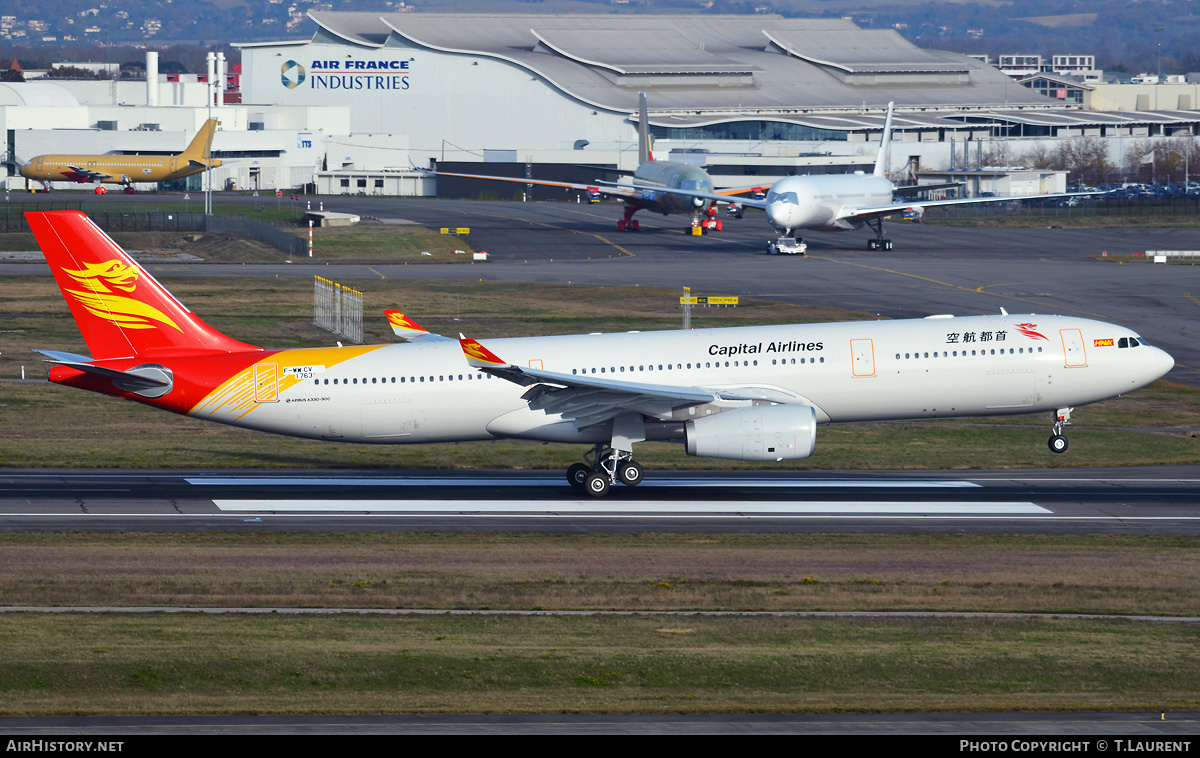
<box><xmin>866</xmin><ymin>217</ymin><xmax>893</xmax><ymax>251</ymax></box>
<box><xmin>1048</xmin><ymin>407</ymin><xmax>1073</xmax><ymax>453</ymax></box>
<box><xmin>567</xmin><ymin>415</ymin><xmax>647</xmax><ymax>497</ymax></box>
<box><xmin>616</xmin><ymin>205</ymin><xmax>641</xmax><ymax>232</ymax></box>
<box><xmin>567</xmin><ymin>443</ymin><xmax>645</xmax><ymax>497</ymax></box>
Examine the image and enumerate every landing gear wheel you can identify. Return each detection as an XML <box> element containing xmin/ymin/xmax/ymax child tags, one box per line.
<box><xmin>583</xmin><ymin>471</ymin><xmax>611</xmax><ymax>498</ymax></box>
<box><xmin>630</xmin><ymin>220</ymin><xmax>640</xmax><ymax>231</ymax></box>
<box><xmin>616</xmin><ymin>220</ymin><xmax>627</xmax><ymax>232</ymax></box>
<box><xmin>1048</xmin><ymin>434</ymin><xmax>1069</xmax><ymax>454</ymax></box>
<box><xmin>617</xmin><ymin>460</ymin><xmax>644</xmax><ymax>487</ymax></box>
<box><xmin>567</xmin><ymin>462</ymin><xmax>591</xmax><ymax>489</ymax></box>
<box><xmin>868</xmin><ymin>239</ymin><xmax>879</xmax><ymax>251</ymax></box>
<box><xmin>123</xmin><ymin>186</ymin><xmax>135</xmax><ymax>195</ymax></box>
<box><xmin>882</xmin><ymin>239</ymin><xmax>894</xmax><ymax>251</ymax></box>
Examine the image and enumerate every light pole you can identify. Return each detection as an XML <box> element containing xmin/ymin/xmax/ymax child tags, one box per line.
<box><xmin>1168</xmin><ymin>149</ymin><xmax>1189</xmax><ymax>187</ymax></box>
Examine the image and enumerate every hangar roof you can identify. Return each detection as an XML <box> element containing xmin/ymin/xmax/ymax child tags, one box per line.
<box><xmin>0</xmin><ymin>82</ymin><xmax>80</xmax><ymax>107</ymax></box>
<box><xmin>303</xmin><ymin>12</ymin><xmax>1054</xmax><ymax>115</ymax></box>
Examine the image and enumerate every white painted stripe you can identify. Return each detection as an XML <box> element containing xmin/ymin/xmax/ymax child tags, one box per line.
<box><xmin>212</xmin><ymin>500</ymin><xmax>1048</xmax><ymax>514</ymax></box>
<box><xmin>187</xmin><ymin>477</ymin><xmax>980</xmax><ymax>489</ymax></box>
<box><xmin>10</xmin><ymin>514</ymin><xmax>1200</xmax><ymax>521</ymax></box>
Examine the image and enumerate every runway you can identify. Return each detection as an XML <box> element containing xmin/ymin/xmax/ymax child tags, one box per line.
<box><xmin>4</xmin><ymin>467</ymin><xmax>1200</xmax><ymax>534</ymax></box>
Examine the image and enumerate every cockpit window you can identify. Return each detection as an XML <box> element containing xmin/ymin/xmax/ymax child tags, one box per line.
<box><xmin>1118</xmin><ymin>337</ymin><xmax>1129</xmax><ymax>348</ymax></box>
<box><xmin>771</xmin><ymin>191</ymin><xmax>799</xmax><ymax>205</ymax></box>
<box><xmin>680</xmin><ymin>179</ymin><xmax>710</xmax><ymax>192</ymax></box>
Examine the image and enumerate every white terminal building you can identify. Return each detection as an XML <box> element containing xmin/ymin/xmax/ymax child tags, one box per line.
<box><xmin>3</xmin><ymin>12</ymin><xmax>1199</xmax><ymax>196</ymax></box>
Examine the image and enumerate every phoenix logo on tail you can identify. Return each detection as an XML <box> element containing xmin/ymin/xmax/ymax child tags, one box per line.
<box><xmin>61</xmin><ymin>258</ymin><xmax>181</xmax><ymax>332</ymax></box>
<box><xmin>63</xmin><ymin>260</ymin><xmax>139</xmax><ymax>293</ymax></box>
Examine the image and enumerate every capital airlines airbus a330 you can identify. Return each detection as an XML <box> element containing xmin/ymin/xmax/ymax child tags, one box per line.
<box><xmin>30</xmin><ymin>211</ymin><xmax>1171</xmax><ymax>496</ymax></box>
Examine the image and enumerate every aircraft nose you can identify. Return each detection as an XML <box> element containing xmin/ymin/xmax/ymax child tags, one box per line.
<box><xmin>767</xmin><ymin>201</ymin><xmax>791</xmax><ymax>230</ymax></box>
<box><xmin>1155</xmin><ymin>346</ymin><xmax>1175</xmax><ymax>378</ymax></box>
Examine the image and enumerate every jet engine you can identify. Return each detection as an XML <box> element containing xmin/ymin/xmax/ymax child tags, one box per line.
<box><xmin>685</xmin><ymin>405</ymin><xmax>816</xmax><ymax>461</ymax></box>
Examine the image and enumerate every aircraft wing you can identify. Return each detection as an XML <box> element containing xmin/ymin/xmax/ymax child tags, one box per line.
<box><xmin>595</xmin><ymin>179</ymin><xmax>768</xmax><ymax>208</ymax></box>
<box><xmin>435</xmin><ymin>171</ymin><xmax>643</xmax><ymax>201</ymax></box>
<box><xmin>64</xmin><ymin>165</ymin><xmax>113</xmax><ymax>181</ymax></box>
<box><xmin>385</xmin><ymin>310</ymin><xmax>454</xmax><ymax>343</ymax></box>
<box><xmin>837</xmin><ymin>190</ymin><xmax>1107</xmax><ymax>223</ymax></box>
<box><xmin>458</xmin><ymin>335</ymin><xmax>771</xmax><ymax>428</ymax></box>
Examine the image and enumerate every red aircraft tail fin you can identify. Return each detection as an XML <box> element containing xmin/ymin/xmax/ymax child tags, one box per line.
<box><xmin>27</xmin><ymin>210</ymin><xmax>260</xmax><ymax>360</ymax></box>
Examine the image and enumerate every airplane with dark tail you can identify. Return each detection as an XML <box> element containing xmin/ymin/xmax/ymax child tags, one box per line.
<box><xmin>28</xmin><ymin>210</ymin><xmax>1172</xmax><ymax>497</ymax></box>
<box><xmin>436</xmin><ymin>93</ymin><xmax>758</xmax><ymax>232</ymax></box>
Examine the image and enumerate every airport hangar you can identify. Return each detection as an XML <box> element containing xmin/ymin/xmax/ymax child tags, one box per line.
<box><xmin>236</xmin><ymin>12</ymin><xmax>1200</xmax><ymax>199</ymax></box>
<box><xmin>2</xmin><ymin>12</ymin><xmax>1199</xmax><ymax>195</ymax></box>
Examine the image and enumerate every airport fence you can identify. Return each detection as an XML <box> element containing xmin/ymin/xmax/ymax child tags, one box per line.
<box><xmin>0</xmin><ymin>201</ymin><xmax>308</xmax><ymax>257</ymax></box>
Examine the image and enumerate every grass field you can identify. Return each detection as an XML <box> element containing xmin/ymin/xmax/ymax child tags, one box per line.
<box><xmin>4</xmin><ymin>532</ymin><xmax>1198</xmax><ymax>616</ymax></box>
<box><xmin>2</xmin><ymin>533</ymin><xmax>1198</xmax><ymax>715</ymax></box>
<box><xmin>2</xmin><ymin>613</ymin><xmax>1196</xmax><ymax>715</ymax></box>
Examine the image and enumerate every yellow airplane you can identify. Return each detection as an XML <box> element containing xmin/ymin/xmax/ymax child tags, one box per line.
<box><xmin>20</xmin><ymin>119</ymin><xmax>221</xmax><ymax>194</ymax></box>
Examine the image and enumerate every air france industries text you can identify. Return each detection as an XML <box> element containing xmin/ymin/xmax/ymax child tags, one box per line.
<box><xmin>312</xmin><ymin>75</ymin><xmax>410</xmax><ymax>90</ymax></box>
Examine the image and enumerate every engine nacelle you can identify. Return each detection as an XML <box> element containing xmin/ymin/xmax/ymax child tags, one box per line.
<box><xmin>685</xmin><ymin>404</ymin><xmax>816</xmax><ymax>461</ymax></box>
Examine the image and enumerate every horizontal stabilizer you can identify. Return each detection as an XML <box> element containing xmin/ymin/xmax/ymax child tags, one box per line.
<box><xmin>34</xmin><ymin>350</ymin><xmax>170</xmax><ymax>389</ymax></box>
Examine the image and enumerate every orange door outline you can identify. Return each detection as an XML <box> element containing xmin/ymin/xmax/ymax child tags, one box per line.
<box><xmin>1060</xmin><ymin>329</ymin><xmax>1087</xmax><ymax>367</ymax></box>
<box><xmin>851</xmin><ymin>338</ymin><xmax>876</xmax><ymax>377</ymax></box>
<box><xmin>254</xmin><ymin>363</ymin><xmax>279</xmax><ymax>402</ymax></box>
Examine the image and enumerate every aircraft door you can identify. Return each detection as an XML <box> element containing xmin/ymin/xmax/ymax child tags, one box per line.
<box><xmin>1060</xmin><ymin>329</ymin><xmax>1087</xmax><ymax>367</ymax></box>
<box><xmin>850</xmin><ymin>339</ymin><xmax>876</xmax><ymax>377</ymax></box>
<box><xmin>253</xmin><ymin>363</ymin><xmax>279</xmax><ymax>402</ymax></box>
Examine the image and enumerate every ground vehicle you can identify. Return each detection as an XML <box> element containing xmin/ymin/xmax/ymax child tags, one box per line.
<box><xmin>767</xmin><ymin>237</ymin><xmax>807</xmax><ymax>255</ymax></box>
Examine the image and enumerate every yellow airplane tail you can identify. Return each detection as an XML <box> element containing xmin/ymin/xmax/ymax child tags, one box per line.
<box><xmin>181</xmin><ymin>118</ymin><xmax>219</xmax><ymax>167</ymax></box>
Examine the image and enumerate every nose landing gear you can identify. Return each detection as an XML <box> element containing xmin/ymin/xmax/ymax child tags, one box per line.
<box><xmin>1048</xmin><ymin>407</ymin><xmax>1073</xmax><ymax>453</ymax></box>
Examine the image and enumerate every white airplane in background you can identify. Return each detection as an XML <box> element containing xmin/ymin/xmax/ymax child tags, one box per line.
<box><xmin>30</xmin><ymin>210</ymin><xmax>1172</xmax><ymax>497</ymax></box>
<box><xmin>655</xmin><ymin>102</ymin><xmax>1101</xmax><ymax>254</ymax></box>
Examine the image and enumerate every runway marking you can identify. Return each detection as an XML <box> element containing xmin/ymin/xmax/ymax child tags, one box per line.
<box><xmin>11</xmin><ymin>514</ymin><xmax>1200</xmax><ymax>522</ymax></box>
<box><xmin>185</xmin><ymin>476</ymin><xmax>980</xmax><ymax>488</ymax></box>
<box><xmin>212</xmin><ymin>500</ymin><xmax>1047</xmax><ymax>514</ymax></box>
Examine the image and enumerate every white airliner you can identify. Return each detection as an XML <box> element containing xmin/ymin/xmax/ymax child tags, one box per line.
<box><xmin>636</xmin><ymin>102</ymin><xmax>1099</xmax><ymax>254</ymax></box>
<box><xmin>29</xmin><ymin>211</ymin><xmax>1172</xmax><ymax>497</ymax></box>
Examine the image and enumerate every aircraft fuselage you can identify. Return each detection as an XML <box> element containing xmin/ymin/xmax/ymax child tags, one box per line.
<box><xmin>54</xmin><ymin>314</ymin><xmax>1172</xmax><ymax>445</ymax></box>
<box><xmin>20</xmin><ymin>155</ymin><xmax>218</xmax><ymax>185</ymax></box>
<box><xmin>629</xmin><ymin>161</ymin><xmax>713</xmax><ymax>216</ymax></box>
<box><xmin>765</xmin><ymin>174</ymin><xmax>894</xmax><ymax>234</ymax></box>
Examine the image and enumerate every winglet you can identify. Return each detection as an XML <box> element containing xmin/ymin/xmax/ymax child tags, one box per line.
<box><xmin>459</xmin><ymin>334</ymin><xmax>508</xmax><ymax>369</ymax></box>
<box><xmin>386</xmin><ymin>309</ymin><xmax>431</xmax><ymax>340</ymax></box>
